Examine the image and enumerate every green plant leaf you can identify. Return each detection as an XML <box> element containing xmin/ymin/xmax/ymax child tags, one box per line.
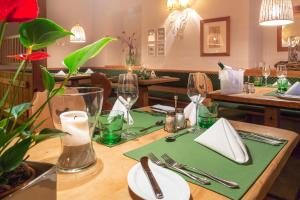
<box><xmin>0</xmin><ymin>119</ymin><xmax>8</xmax><ymax>129</ymax></box>
<box><xmin>41</xmin><ymin>67</ymin><xmax>55</xmax><ymax>91</ymax></box>
<box><xmin>5</xmin><ymin>103</ymin><xmax>32</xmax><ymax>119</ymax></box>
<box><xmin>19</xmin><ymin>18</ymin><xmax>72</xmax><ymax>50</ymax></box>
<box><xmin>52</xmin><ymin>87</ymin><xmax>65</xmax><ymax>96</ymax></box>
<box><xmin>63</xmin><ymin>37</ymin><xmax>116</xmax><ymax>74</ymax></box>
<box><xmin>33</xmin><ymin>128</ymin><xmax>65</xmax><ymax>144</ymax></box>
<box><xmin>0</xmin><ymin>138</ymin><xmax>31</xmax><ymax>173</ymax></box>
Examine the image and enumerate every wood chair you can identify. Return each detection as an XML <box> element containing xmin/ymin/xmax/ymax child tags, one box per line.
<box><xmin>91</xmin><ymin>73</ymin><xmax>113</xmax><ymax>110</ymax></box>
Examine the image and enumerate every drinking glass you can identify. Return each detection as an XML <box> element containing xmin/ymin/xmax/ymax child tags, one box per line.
<box><xmin>49</xmin><ymin>87</ymin><xmax>103</xmax><ymax>173</ymax></box>
<box><xmin>262</xmin><ymin>65</ymin><xmax>271</xmax><ymax>86</ymax></box>
<box><xmin>187</xmin><ymin>73</ymin><xmax>208</xmax><ymax>130</ymax></box>
<box><xmin>117</xmin><ymin>73</ymin><xmax>139</xmax><ymax>138</ymax></box>
<box><xmin>198</xmin><ymin>102</ymin><xmax>218</xmax><ymax>129</ymax></box>
<box><xmin>276</xmin><ymin>64</ymin><xmax>287</xmax><ymax>79</ymax></box>
<box><xmin>97</xmin><ymin>110</ymin><xmax>124</xmax><ymax>145</ymax></box>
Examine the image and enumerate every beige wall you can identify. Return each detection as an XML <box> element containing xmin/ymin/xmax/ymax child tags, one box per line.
<box><xmin>45</xmin><ymin>0</ymin><xmax>299</xmax><ymax>70</ymax></box>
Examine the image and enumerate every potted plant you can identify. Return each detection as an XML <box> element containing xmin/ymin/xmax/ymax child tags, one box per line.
<box><xmin>0</xmin><ymin>0</ymin><xmax>115</xmax><ymax>198</ymax></box>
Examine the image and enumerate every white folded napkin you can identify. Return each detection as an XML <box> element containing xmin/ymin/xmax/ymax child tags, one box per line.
<box><xmin>56</xmin><ymin>70</ymin><xmax>66</xmax><ymax>76</ymax></box>
<box><xmin>85</xmin><ymin>68</ymin><xmax>94</xmax><ymax>74</ymax></box>
<box><xmin>109</xmin><ymin>97</ymin><xmax>133</xmax><ymax>125</ymax></box>
<box><xmin>151</xmin><ymin>104</ymin><xmax>175</xmax><ymax>113</ymax></box>
<box><xmin>184</xmin><ymin>102</ymin><xmax>196</xmax><ymax>126</ymax></box>
<box><xmin>194</xmin><ymin>118</ymin><xmax>249</xmax><ymax>164</ymax></box>
<box><xmin>285</xmin><ymin>81</ymin><xmax>300</xmax><ymax>96</ymax></box>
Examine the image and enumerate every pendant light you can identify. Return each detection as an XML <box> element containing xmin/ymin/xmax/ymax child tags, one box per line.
<box><xmin>259</xmin><ymin>0</ymin><xmax>294</xmax><ymax>26</ymax></box>
<box><xmin>70</xmin><ymin>24</ymin><xmax>86</xmax><ymax>43</ymax></box>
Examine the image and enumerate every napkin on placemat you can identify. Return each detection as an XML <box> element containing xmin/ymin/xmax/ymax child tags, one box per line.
<box><xmin>285</xmin><ymin>81</ymin><xmax>300</xmax><ymax>96</ymax></box>
<box><xmin>56</xmin><ymin>70</ymin><xmax>66</xmax><ymax>76</ymax></box>
<box><xmin>194</xmin><ymin>118</ymin><xmax>249</xmax><ymax>164</ymax></box>
<box><xmin>85</xmin><ymin>68</ymin><xmax>94</xmax><ymax>74</ymax></box>
<box><xmin>151</xmin><ymin>104</ymin><xmax>175</xmax><ymax>113</ymax></box>
<box><xmin>109</xmin><ymin>97</ymin><xmax>133</xmax><ymax>124</ymax></box>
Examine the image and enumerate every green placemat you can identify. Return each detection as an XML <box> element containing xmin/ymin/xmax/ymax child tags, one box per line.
<box><xmin>264</xmin><ymin>90</ymin><xmax>278</xmax><ymax>96</ymax></box>
<box><xmin>124</xmin><ymin>130</ymin><xmax>286</xmax><ymax>200</ymax></box>
<box><xmin>93</xmin><ymin>110</ymin><xmax>165</xmax><ymax>147</ymax></box>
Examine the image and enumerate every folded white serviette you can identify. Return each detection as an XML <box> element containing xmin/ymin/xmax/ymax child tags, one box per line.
<box><xmin>56</xmin><ymin>70</ymin><xmax>66</xmax><ymax>76</ymax></box>
<box><xmin>184</xmin><ymin>102</ymin><xmax>196</xmax><ymax>126</ymax></box>
<box><xmin>194</xmin><ymin>118</ymin><xmax>249</xmax><ymax>164</ymax></box>
<box><xmin>109</xmin><ymin>97</ymin><xmax>133</xmax><ymax>125</ymax></box>
<box><xmin>85</xmin><ymin>68</ymin><xmax>94</xmax><ymax>74</ymax></box>
<box><xmin>285</xmin><ymin>81</ymin><xmax>300</xmax><ymax>96</ymax></box>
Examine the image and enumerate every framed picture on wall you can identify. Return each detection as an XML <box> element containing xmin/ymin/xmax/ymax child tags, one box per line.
<box><xmin>156</xmin><ymin>42</ymin><xmax>165</xmax><ymax>56</ymax></box>
<box><xmin>200</xmin><ymin>16</ymin><xmax>230</xmax><ymax>56</ymax></box>
<box><xmin>148</xmin><ymin>43</ymin><xmax>156</xmax><ymax>56</ymax></box>
<box><xmin>148</xmin><ymin>29</ymin><xmax>156</xmax><ymax>42</ymax></box>
<box><xmin>157</xmin><ymin>28</ymin><xmax>165</xmax><ymax>41</ymax></box>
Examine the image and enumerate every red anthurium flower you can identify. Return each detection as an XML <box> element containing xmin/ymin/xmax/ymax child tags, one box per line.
<box><xmin>0</xmin><ymin>0</ymin><xmax>39</xmax><ymax>22</ymax></box>
<box><xmin>8</xmin><ymin>52</ymin><xmax>49</xmax><ymax>61</ymax></box>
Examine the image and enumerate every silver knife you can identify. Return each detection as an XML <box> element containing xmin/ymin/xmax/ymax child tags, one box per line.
<box><xmin>140</xmin><ymin>157</ymin><xmax>164</xmax><ymax>199</ymax></box>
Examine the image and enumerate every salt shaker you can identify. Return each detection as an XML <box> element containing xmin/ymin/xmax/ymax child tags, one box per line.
<box><xmin>164</xmin><ymin>111</ymin><xmax>177</xmax><ymax>133</ymax></box>
<box><xmin>176</xmin><ymin>108</ymin><xmax>186</xmax><ymax>129</ymax></box>
<box><xmin>244</xmin><ymin>82</ymin><xmax>249</xmax><ymax>93</ymax></box>
<box><xmin>249</xmin><ymin>83</ymin><xmax>255</xmax><ymax>93</ymax></box>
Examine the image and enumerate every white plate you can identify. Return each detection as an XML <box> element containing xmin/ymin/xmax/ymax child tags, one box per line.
<box><xmin>128</xmin><ymin>160</ymin><xmax>190</xmax><ymax>200</ymax></box>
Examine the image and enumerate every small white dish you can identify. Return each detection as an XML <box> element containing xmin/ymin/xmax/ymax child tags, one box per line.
<box><xmin>127</xmin><ymin>160</ymin><xmax>190</xmax><ymax>200</ymax></box>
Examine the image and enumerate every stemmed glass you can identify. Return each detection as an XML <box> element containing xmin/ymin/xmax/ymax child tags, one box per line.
<box><xmin>262</xmin><ymin>65</ymin><xmax>271</xmax><ymax>86</ymax></box>
<box><xmin>187</xmin><ymin>73</ymin><xmax>208</xmax><ymax>130</ymax></box>
<box><xmin>276</xmin><ymin>64</ymin><xmax>287</xmax><ymax>79</ymax></box>
<box><xmin>117</xmin><ymin>73</ymin><xmax>139</xmax><ymax>138</ymax></box>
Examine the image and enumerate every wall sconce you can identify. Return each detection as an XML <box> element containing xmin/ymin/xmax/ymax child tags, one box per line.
<box><xmin>70</xmin><ymin>24</ymin><xmax>86</xmax><ymax>43</ymax></box>
<box><xmin>167</xmin><ymin>0</ymin><xmax>190</xmax><ymax>10</ymax></box>
<box><xmin>259</xmin><ymin>0</ymin><xmax>294</xmax><ymax>26</ymax></box>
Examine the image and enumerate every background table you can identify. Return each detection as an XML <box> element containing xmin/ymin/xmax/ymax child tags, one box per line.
<box><xmin>54</xmin><ymin>74</ymin><xmax>91</xmax><ymax>86</ymax></box>
<box><xmin>111</xmin><ymin>76</ymin><xmax>180</xmax><ymax>107</ymax></box>
<box><xmin>208</xmin><ymin>87</ymin><xmax>300</xmax><ymax>127</ymax></box>
<box><xmin>27</xmin><ymin>120</ymin><xmax>299</xmax><ymax>200</ymax></box>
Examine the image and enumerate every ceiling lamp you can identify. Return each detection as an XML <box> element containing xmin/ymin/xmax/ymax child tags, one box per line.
<box><xmin>259</xmin><ymin>0</ymin><xmax>294</xmax><ymax>26</ymax></box>
<box><xmin>167</xmin><ymin>0</ymin><xmax>190</xmax><ymax>10</ymax></box>
<box><xmin>70</xmin><ymin>24</ymin><xmax>86</xmax><ymax>43</ymax></box>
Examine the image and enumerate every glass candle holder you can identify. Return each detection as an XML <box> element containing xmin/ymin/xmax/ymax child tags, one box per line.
<box><xmin>49</xmin><ymin>87</ymin><xmax>103</xmax><ymax>173</ymax></box>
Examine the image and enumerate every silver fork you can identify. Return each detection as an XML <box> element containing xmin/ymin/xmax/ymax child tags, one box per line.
<box><xmin>148</xmin><ymin>153</ymin><xmax>210</xmax><ymax>185</ymax></box>
<box><xmin>162</xmin><ymin>154</ymin><xmax>239</xmax><ymax>189</ymax></box>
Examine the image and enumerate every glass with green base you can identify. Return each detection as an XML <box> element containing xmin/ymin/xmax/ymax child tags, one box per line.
<box><xmin>277</xmin><ymin>78</ymin><xmax>288</xmax><ymax>94</ymax></box>
<box><xmin>98</xmin><ymin>110</ymin><xmax>124</xmax><ymax>145</ymax></box>
<box><xmin>198</xmin><ymin>102</ymin><xmax>218</xmax><ymax>129</ymax></box>
<box><xmin>253</xmin><ymin>77</ymin><xmax>263</xmax><ymax>86</ymax></box>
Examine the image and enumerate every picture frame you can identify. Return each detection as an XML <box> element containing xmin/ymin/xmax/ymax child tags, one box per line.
<box><xmin>277</xmin><ymin>6</ymin><xmax>300</xmax><ymax>52</ymax></box>
<box><xmin>156</xmin><ymin>42</ymin><xmax>165</xmax><ymax>56</ymax></box>
<box><xmin>157</xmin><ymin>28</ymin><xmax>165</xmax><ymax>41</ymax></box>
<box><xmin>148</xmin><ymin>29</ymin><xmax>156</xmax><ymax>42</ymax></box>
<box><xmin>148</xmin><ymin>43</ymin><xmax>156</xmax><ymax>56</ymax></box>
<box><xmin>200</xmin><ymin>16</ymin><xmax>230</xmax><ymax>56</ymax></box>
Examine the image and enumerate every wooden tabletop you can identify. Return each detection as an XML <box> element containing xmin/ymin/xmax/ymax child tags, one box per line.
<box><xmin>208</xmin><ymin>87</ymin><xmax>300</xmax><ymax>110</ymax></box>
<box><xmin>110</xmin><ymin>76</ymin><xmax>180</xmax><ymax>86</ymax></box>
<box><xmin>54</xmin><ymin>74</ymin><xmax>91</xmax><ymax>81</ymax></box>
<box><xmin>27</xmin><ymin>120</ymin><xmax>299</xmax><ymax>200</ymax></box>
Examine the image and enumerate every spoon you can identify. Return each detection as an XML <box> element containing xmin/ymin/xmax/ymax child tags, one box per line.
<box><xmin>165</xmin><ymin>128</ymin><xmax>194</xmax><ymax>142</ymax></box>
<box><xmin>140</xmin><ymin>120</ymin><xmax>164</xmax><ymax>132</ymax></box>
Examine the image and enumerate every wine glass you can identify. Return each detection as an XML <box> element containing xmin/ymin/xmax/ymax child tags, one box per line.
<box><xmin>262</xmin><ymin>65</ymin><xmax>271</xmax><ymax>86</ymax></box>
<box><xmin>276</xmin><ymin>64</ymin><xmax>287</xmax><ymax>78</ymax></box>
<box><xmin>117</xmin><ymin>73</ymin><xmax>139</xmax><ymax>138</ymax></box>
<box><xmin>187</xmin><ymin>73</ymin><xmax>208</xmax><ymax>130</ymax></box>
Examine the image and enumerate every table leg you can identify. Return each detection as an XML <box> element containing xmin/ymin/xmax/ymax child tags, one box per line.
<box><xmin>264</xmin><ymin>107</ymin><xmax>280</xmax><ymax>127</ymax></box>
<box><xmin>138</xmin><ymin>86</ymin><xmax>149</xmax><ymax>107</ymax></box>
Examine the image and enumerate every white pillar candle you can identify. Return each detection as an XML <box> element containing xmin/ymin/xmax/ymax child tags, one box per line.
<box><xmin>60</xmin><ymin>111</ymin><xmax>91</xmax><ymax>146</ymax></box>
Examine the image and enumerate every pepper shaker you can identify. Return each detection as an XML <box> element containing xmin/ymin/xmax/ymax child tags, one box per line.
<box><xmin>176</xmin><ymin>108</ymin><xmax>186</xmax><ymax>130</ymax></box>
<box><xmin>164</xmin><ymin>111</ymin><xmax>177</xmax><ymax>133</ymax></box>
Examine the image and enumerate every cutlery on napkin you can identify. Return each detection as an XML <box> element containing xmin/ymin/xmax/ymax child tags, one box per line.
<box><xmin>151</xmin><ymin>104</ymin><xmax>175</xmax><ymax>113</ymax></box>
<box><xmin>85</xmin><ymin>68</ymin><xmax>94</xmax><ymax>74</ymax></box>
<box><xmin>109</xmin><ymin>97</ymin><xmax>133</xmax><ymax>125</ymax></box>
<box><xmin>194</xmin><ymin>118</ymin><xmax>249</xmax><ymax>164</ymax></box>
<box><xmin>56</xmin><ymin>70</ymin><xmax>66</xmax><ymax>76</ymax></box>
<box><xmin>285</xmin><ymin>81</ymin><xmax>300</xmax><ymax>96</ymax></box>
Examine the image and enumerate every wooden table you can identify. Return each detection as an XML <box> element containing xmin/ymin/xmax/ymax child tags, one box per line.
<box><xmin>111</xmin><ymin>76</ymin><xmax>180</xmax><ymax>107</ymax></box>
<box><xmin>208</xmin><ymin>87</ymin><xmax>300</xmax><ymax>127</ymax></box>
<box><xmin>27</xmin><ymin>120</ymin><xmax>299</xmax><ymax>200</ymax></box>
<box><xmin>54</xmin><ymin>74</ymin><xmax>91</xmax><ymax>87</ymax></box>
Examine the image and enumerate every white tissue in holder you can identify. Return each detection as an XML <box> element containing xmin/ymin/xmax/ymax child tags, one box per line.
<box><xmin>109</xmin><ymin>97</ymin><xmax>133</xmax><ymax>125</ymax></box>
<box><xmin>219</xmin><ymin>69</ymin><xmax>244</xmax><ymax>94</ymax></box>
<box><xmin>194</xmin><ymin>118</ymin><xmax>249</xmax><ymax>164</ymax></box>
<box><xmin>285</xmin><ymin>82</ymin><xmax>300</xmax><ymax>96</ymax></box>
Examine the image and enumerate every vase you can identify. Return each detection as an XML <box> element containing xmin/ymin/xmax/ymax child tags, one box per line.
<box><xmin>3</xmin><ymin>162</ymin><xmax>56</xmax><ymax>200</ymax></box>
<box><xmin>125</xmin><ymin>47</ymin><xmax>137</xmax><ymax>66</ymax></box>
<box><xmin>49</xmin><ymin>87</ymin><xmax>104</xmax><ymax>173</ymax></box>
